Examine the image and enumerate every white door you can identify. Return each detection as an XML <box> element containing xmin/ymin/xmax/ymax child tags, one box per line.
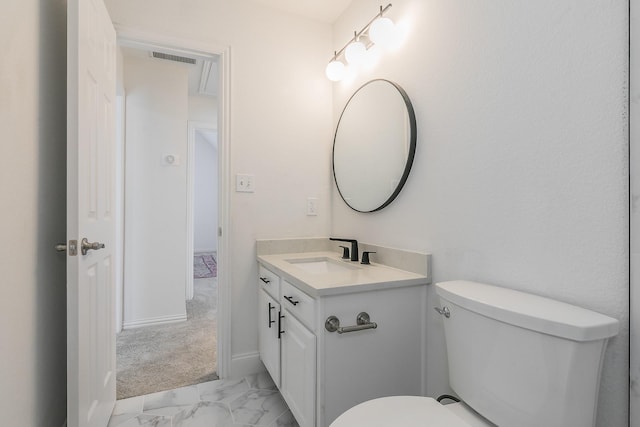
<box><xmin>67</xmin><ymin>0</ymin><xmax>117</xmax><ymax>425</ymax></box>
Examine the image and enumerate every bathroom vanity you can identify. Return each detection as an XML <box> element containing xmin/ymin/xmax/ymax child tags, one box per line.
<box><xmin>257</xmin><ymin>239</ymin><xmax>431</xmax><ymax>427</ymax></box>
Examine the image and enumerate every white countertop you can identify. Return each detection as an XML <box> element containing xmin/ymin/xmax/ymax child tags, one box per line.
<box><xmin>257</xmin><ymin>251</ymin><xmax>429</xmax><ymax>297</ymax></box>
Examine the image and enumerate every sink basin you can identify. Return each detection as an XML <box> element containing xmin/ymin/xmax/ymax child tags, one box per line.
<box><xmin>286</xmin><ymin>257</ymin><xmax>359</xmax><ymax>274</ymax></box>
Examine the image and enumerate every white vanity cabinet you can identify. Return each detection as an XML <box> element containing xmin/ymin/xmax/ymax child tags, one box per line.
<box><xmin>257</xmin><ymin>257</ymin><xmax>428</xmax><ymax>427</ymax></box>
<box><xmin>280</xmin><ymin>309</ymin><xmax>316</xmax><ymax>427</ymax></box>
<box><xmin>258</xmin><ymin>265</ymin><xmax>281</xmax><ymax>387</ymax></box>
<box><xmin>259</xmin><ymin>265</ymin><xmax>317</xmax><ymax>426</ymax></box>
<box><xmin>280</xmin><ymin>279</ymin><xmax>317</xmax><ymax>426</ymax></box>
<box><xmin>258</xmin><ymin>288</ymin><xmax>281</xmax><ymax>387</ymax></box>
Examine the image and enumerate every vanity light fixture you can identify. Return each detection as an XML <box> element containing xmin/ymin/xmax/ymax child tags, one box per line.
<box><xmin>325</xmin><ymin>4</ymin><xmax>397</xmax><ymax>82</ymax></box>
<box><xmin>344</xmin><ymin>32</ymin><xmax>367</xmax><ymax>65</ymax></box>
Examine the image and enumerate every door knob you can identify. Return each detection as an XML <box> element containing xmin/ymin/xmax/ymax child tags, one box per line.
<box><xmin>81</xmin><ymin>238</ymin><xmax>105</xmax><ymax>255</ymax></box>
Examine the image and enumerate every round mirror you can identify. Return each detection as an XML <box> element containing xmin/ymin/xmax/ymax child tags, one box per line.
<box><xmin>332</xmin><ymin>79</ymin><xmax>416</xmax><ymax>212</ymax></box>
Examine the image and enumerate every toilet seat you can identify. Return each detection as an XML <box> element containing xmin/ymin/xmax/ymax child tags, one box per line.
<box><xmin>330</xmin><ymin>396</ymin><xmax>488</xmax><ymax>427</ymax></box>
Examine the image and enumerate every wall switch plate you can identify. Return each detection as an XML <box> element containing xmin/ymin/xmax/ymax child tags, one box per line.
<box><xmin>307</xmin><ymin>197</ymin><xmax>318</xmax><ymax>216</ymax></box>
<box><xmin>236</xmin><ymin>174</ymin><xmax>255</xmax><ymax>192</ymax></box>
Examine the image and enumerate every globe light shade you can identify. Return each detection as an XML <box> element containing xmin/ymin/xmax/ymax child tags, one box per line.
<box><xmin>325</xmin><ymin>60</ymin><xmax>345</xmax><ymax>81</ymax></box>
<box><xmin>369</xmin><ymin>16</ymin><xmax>395</xmax><ymax>47</ymax></box>
<box><xmin>345</xmin><ymin>40</ymin><xmax>367</xmax><ymax>65</ymax></box>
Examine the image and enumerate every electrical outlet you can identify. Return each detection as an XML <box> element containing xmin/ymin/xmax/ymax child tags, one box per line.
<box><xmin>307</xmin><ymin>197</ymin><xmax>318</xmax><ymax>216</ymax></box>
<box><xmin>236</xmin><ymin>174</ymin><xmax>255</xmax><ymax>192</ymax></box>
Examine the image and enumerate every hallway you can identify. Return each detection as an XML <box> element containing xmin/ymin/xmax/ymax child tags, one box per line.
<box><xmin>116</xmin><ymin>254</ymin><xmax>218</xmax><ymax>399</ymax></box>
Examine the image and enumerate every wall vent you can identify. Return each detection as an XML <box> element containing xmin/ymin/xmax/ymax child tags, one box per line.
<box><xmin>151</xmin><ymin>51</ymin><xmax>197</xmax><ymax>65</ymax></box>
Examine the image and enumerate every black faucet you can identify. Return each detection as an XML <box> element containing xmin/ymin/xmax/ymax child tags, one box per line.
<box><xmin>330</xmin><ymin>237</ymin><xmax>359</xmax><ymax>262</ymax></box>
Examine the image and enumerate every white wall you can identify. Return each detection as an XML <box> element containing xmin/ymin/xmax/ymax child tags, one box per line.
<box><xmin>189</xmin><ymin>95</ymin><xmax>218</xmax><ymax>125</ymax></box>
<box><xmin>0</xmin><ymin>0</ymin><xmax>68</xmax><ymax>425</ymax></box>
<box><xmin>189</xmin><ymin>95</ymin><xmax>218</xmax><ymax>253</ymax></box>
<box><xmin>123</xmin><ymin>55</ymin><xmax>189</xmax><ymax>326</ymax></box>
<box><xmin>331</xmin><ymin>1</ymin><xmax>629</xmax><ymax>426</ymax></box>
<box><xmin>194</xmin><ymin>132</ymin><xmax>218</xmax><ymax>252</ymax></box>
<box><xmin>106</xmin><ymin>0</ymin><xmax>334</xmax><ymax>372</ymax></box>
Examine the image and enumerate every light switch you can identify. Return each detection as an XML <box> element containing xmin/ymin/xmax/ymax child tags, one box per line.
<box><xmin>236</xmin><ymin>174</ymin><xmax>255</xmax><ymax>192</ymax></box>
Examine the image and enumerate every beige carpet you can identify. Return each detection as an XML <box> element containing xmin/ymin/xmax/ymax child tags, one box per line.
<box><xmin>116</xmin><ymin>277</ymin><xmax>218</xmax><ymax>399</ymax></box>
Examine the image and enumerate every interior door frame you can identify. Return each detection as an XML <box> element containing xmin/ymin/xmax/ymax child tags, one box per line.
<box><xmin>114</xmin><ymin>25</ymin><xmax>232</xmax><ymax>379</ymax></box>
<box><xmin>631</xmin><ymin>0</ymin><xmax>638</xmax><ymax>424</ymax></box>
<box><xmin>186</xmin><ymin>121</ymin><xmax>218</xmax><ymax>300</ymax></box>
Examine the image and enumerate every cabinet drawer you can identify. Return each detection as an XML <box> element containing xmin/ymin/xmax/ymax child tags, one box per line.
<box><xmin>281</xmin><ymin>279</ymin><xmax>315</xmax><ymax>330</ymax></box>
<box><xmin>258</xmin><ymin>264</ymin><xmax>280</xmax><ymax>300</ymax></box>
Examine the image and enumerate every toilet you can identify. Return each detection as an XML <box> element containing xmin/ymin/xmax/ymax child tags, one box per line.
<box><xmin>330</xmin><ymin>280</ymin><xmax>619</xmax><ymax>427</ymax></box>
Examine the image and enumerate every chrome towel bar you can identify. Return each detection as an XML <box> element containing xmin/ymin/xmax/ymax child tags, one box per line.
<box><xmin>325</xmin><ymin>312</ymin><xmax>377</xmax><ymax>334</ymax></box>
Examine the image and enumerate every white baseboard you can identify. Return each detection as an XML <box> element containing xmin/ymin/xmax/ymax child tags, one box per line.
<box><xmin>122</xmin><ymin>313</ymin><xmax>187</xmax><ymax>329</ymax></box>
<box><xmin>195</xmin><ymin>248</ymin><xmax>217</xmax><ymax>254</ymax></box>
<box><xmin>229</xmin><ymin>351</ymin><xmax>264</xmax><ymax>378</ymax></box>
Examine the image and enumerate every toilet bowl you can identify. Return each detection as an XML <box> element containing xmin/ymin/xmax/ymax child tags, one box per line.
<box><xmin>329</xmin><ymin>280</ymin><xmax>619</xmax><ymax>427</ymax></box>
<box><xmin>330</xmin><ymin>396</ymin><xmax>493</xmax><ymax>427</ymax></box>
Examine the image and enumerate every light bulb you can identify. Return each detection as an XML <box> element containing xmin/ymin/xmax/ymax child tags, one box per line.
<box><xmin>369</xmin><ymin>16</ymin><xmax>395</xmax><ymax>47</ymax></box>
<box><xmin>345</xmin><ymin>40</ymin><xmax>366</xmax><ymax>65</ymax></box>
<box><xmin>325</xmin><ymin>59</ymin><xmax>345</xmax><ymax>81</ymax></box>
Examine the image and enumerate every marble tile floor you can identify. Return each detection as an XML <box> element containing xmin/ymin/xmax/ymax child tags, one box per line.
<box><xmin>108</xmin><ymin>372</ymin><xmax>300</xmax><ymax>427</ymax></box>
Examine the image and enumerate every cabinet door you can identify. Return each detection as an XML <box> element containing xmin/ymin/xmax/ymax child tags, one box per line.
<box><xmin>281</xmin><ymin>311</ymin><xmax>316</xmax><ymax>427</ymax></box>
<box><xmin>258</xmin><ymin>288</ymin><xmax>281</xmax><ymax>387</ymax></box>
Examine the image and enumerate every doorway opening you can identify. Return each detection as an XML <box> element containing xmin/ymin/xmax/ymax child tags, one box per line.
<box><xmin>113</xmin><ymin>32</ymin><xmax>230</xmax><ymax>399</ymax></box>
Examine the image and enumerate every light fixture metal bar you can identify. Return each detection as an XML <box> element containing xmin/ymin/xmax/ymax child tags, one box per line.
<box><xmin>330</xmin><ymin>3</ymin><xmax>392</xmax><ymax>62</ymax></box>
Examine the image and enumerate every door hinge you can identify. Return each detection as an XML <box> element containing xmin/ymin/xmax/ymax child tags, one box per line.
<box><xmin>218</xmin><ymin>227</ymin><xmax>222</xmax><ymax>237</ymax></box>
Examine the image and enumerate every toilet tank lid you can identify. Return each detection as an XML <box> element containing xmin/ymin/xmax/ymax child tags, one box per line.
<box><xmin>435</xmin><ymin>281</ymin><xmax>619</xmax><ymax>342</ymax></box>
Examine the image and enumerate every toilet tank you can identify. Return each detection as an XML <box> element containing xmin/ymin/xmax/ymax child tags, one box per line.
<box><xmin>435</xmin><ymin>281</ymin><xmax>619</xmax><ymax>427</ymax></box>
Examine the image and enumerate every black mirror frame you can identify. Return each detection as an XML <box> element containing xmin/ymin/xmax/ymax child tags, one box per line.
<box><xmin>332</xmin><ymin>79</ymin><xmax>417</xmax><ymax>213</ymax></box>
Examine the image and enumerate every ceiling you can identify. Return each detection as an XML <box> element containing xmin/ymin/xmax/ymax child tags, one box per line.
<box><xmin>121</xmin><ymin>46</ymin><xmax>219</xmax><ymax>98</ymax></box>
<box><xmin>252</xmin><ymin>0</ymin><xmax>353</xmax><ymax>23</ymax></box>
<box><xmin>119</xmin><ymin>1</ymin><xmax>354</xmax><ymax>96</ymax></box>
